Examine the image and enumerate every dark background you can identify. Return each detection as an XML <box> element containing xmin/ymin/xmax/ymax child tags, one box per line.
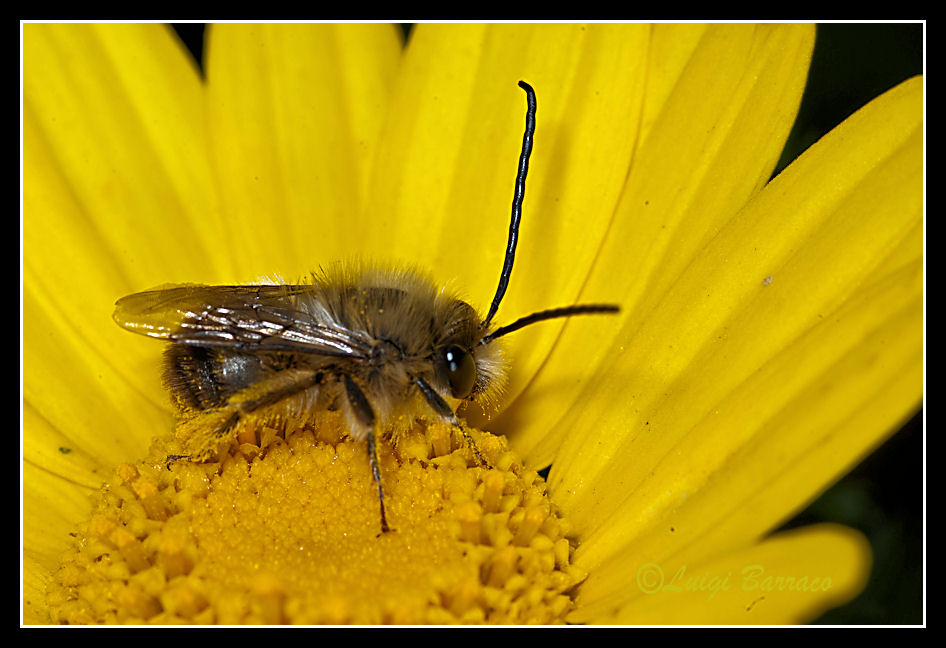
<box><xmin>168</xmin><ymin>22</ymin><xmax>924</xmax><ymax>625</ymax></box>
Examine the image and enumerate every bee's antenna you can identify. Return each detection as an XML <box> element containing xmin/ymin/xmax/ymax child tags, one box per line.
<box><xmin>483</xmin><ymin>80</ymin><xmax>536</xmax><ymax>329</ymax></box>
<box><xmin>479</xmin><ymin>304</ymin><xmax>619</xmax><ymax>345</ymax></box>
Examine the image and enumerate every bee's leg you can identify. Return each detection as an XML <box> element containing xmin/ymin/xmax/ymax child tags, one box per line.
<box><xmin>170</xmin><ymin>372</ymin><xmax>321</xmax><ymax>465</ymax></box>
<box><xmin>167</xmin><ymin>410</ymin><xmax>241</xmax><ymax>466</ymax></box>
<box><xmin>343</xmin><ymin>374</ymin><xmax>391</xmax><ymax>534</ymax></box>
<box><xmin>414</xmin><ymin>378</ymin><xmax>490</xmax><ymax>467</ymax></box>
<box><xmin>165</xmin><ymin>454</ymin><xmax>189</xmax><ymax>470</ymax></box>
<box><xmin>236</xmin><ymin>371</ymin><xmax>323</xmax><ymax>415</ymax></box>
<box><xmin>211</xmin><ymin>410</ymin><xmax>243</xmax><ymax>437</ymax></box>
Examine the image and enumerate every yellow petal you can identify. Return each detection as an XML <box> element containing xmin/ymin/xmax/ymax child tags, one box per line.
<box><xmin>557</xmin><ymin>75</ymin><xmax>921</xmax><ymax>616</ymax></box>
<box><xmin>24</xmin><ymin>24</ymin><xmax>219</xmax><ymax>287</ymax></box>
<box><xmin>23</xmin><ymin>24</ymin><xmax>218</xmax><ymax>411</ymax></box>
<box><xmin>503</xmin><ymin>24</ymin><xmax>817</xmax><ymax>467</ymax></box>
<box><xmin>580</xmin><ymin>524</ymin><xmax>871</xmax><ymax>624</ymax></box>
<box><xmin>204</xmin><ymin>23</ymin><xmax>402</xmax><ymax>279</ymax></box>
<box><xmin>23</xmin><ymin>286</ymin><xmax>172</xmax><ymax>454</ymax></box>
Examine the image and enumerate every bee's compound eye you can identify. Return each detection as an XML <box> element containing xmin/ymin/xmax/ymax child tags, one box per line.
<box><xmin>443</xmin><ymin>344</ymin><xmax>476</xmax><ymax>399</ymax></box>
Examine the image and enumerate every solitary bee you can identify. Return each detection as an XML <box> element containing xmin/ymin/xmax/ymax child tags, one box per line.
<box><xmin>114</xmin><ymin>81</ymin><xmax>619</xmax><ymax>533</ymax></box>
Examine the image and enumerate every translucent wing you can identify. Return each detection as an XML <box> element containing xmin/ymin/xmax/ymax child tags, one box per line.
<box><xmin>113</xmin><ymin>283</ymin><xmax>371</xmax><ymax>358</ymax></box>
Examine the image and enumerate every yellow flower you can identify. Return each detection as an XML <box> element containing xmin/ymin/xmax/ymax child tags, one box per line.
<box><xmin>23</xmin><ymin>23</ymin><xmax>922</xmax><ymax>624</ymax></box>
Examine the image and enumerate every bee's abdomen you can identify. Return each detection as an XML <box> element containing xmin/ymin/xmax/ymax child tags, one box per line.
<box><xmin>163</xmin><ymin>346</ymin><xmax>264</xmax><ymax>412</ymax></box>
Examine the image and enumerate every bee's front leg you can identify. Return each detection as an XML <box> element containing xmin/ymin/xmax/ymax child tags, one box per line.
<box><xmin>414</xmin><ymin>377</ymin><xmax>490</xmax><ymax>468</ymax></box>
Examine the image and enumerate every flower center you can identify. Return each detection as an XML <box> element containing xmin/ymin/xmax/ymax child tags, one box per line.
<box><xmin>46</xmin><ymin>413</ymin><xmax>586</xmax><ymax>624</ymax></box>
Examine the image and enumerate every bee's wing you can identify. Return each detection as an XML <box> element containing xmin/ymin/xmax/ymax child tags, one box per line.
<box><xmin>113</xmin><ymin>283</ymin><xmax>370</xmax><ymax>358</ymax></box>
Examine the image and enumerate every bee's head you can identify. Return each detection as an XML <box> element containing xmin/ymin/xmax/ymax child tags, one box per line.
<box><xmin>430</xmin><ymin>298</ymin><xmax>619</xmax><ymax>412</ymax></box>
<box><xmin>431</xmin><ymin>300</ymin><xmax>506</xmax><ymax>407</ymax></box>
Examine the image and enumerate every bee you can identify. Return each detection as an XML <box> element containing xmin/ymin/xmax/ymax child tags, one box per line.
<box><xmin>114</xmin><ymin>81</ymin><xmax>619</xmax><ymax>533</ymax></box>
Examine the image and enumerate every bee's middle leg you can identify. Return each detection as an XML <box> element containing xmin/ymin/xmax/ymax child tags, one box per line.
<box><xmin>343</xmin><ymin>374</ymin><xmax>391</xmax><ymax>534</ymax></box>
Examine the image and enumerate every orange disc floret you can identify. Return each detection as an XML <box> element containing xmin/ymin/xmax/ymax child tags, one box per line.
<box><xmin>46</xmin><ymin>413</ymin><xmax>585</xmax><ymax>624</ymax></box>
